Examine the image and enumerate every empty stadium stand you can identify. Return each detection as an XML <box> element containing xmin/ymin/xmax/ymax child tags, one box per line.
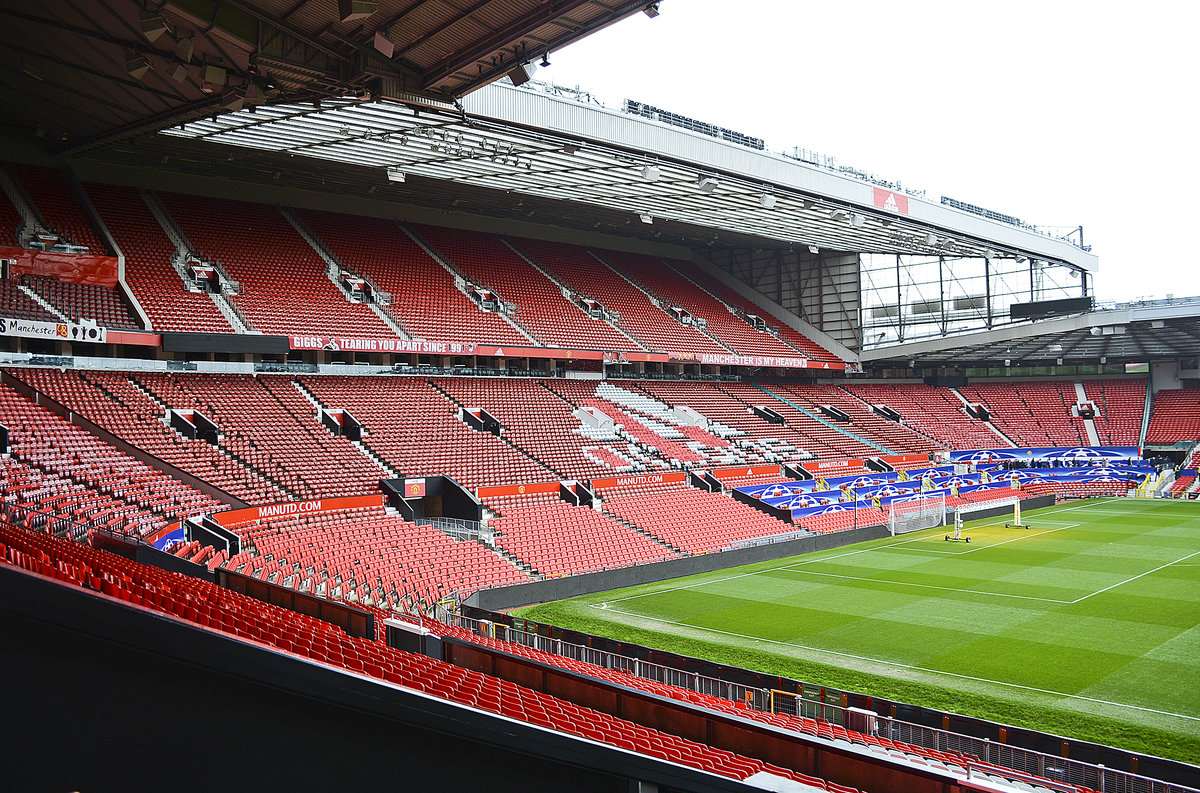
<box><xmin>412</xmin><ymin>224</ymin><xmax>634</xmax><ymax>350</ymax></box>
<box><xmin>485</xmin><ymin>491</ymin><xmax>678</xmax><ymax>576</ymax></box>
<box><xmin>84</xmin><ymin>183</ymin><xmax>234</xmax><ymax>333</ymax></box>
<box><xmin>1147</xmin><ymin>388</ymin><xmax>1200</xmax><ymax>444</ymax></box>
<box><xmin>958</xmin><ymin>381</ymin><xmax>1088</xmax><ymax>448</ymax></box>
<box><xmin>7</xmin><ymin>163</ymin><xmax>111</xmax><ymax>254</ymax></box>
<box><xmin>295</xmin><ymin>209</ymin><xmax>530</xmax><ymax>345</ymax></box>
<box><xmin>158</xmin><ymin>193</ymin><xmax>395</xmax><ymax>337</ymax></box>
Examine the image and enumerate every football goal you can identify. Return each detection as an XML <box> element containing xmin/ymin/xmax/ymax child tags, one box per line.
<box><xmin>887</xmin><ymin>493</ymin><xmax>946</xmax><ymax>536</ymax></box>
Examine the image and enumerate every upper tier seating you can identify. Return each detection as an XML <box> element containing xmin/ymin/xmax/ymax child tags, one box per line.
<box><xmin>1084</xmin><ymin>379</ymin><xmax>1145</xmax><ymax>447</ymax></box>
<box><xmin>590</xmin><ymin>249</ymin><xmax>729</xmax><ymax>350</ymax></box>
<box><xmin>159</xmin><ymin>193</ymin><xmax>394</xmax><ymax>337</ymax></box>
<box><xmin>1</xmin><ymin>183</ymin><xmax>23</xmax><ymax>245</ymax></box>
<box><xmin>18</xmin><ymin>273</ymin><xmax>138</xmax><ymax>329</ymax></box>
<box><xmin>411</xmin><ymin>225</ymin><xmax>633</xmax><ymax>350</ymax></box>
<box><xmin>7</xmin><ymin>163</ymin><xmax>111</xmax><ymax>254</ymax></box>
<box><xmin>485</xmin><ymin>492</ymin><xmax>677</xmax><ymax>576</ymax></box>
<box><xmin>958</xmin><ymin>381</ymin><xmax>1088</xmax><ymax>447</ymax></box>
<box><xmin>0</xmin><ymin>278</ymin><xmax>58</xmax><ymax>321</ymax></box>
<box><xmin>9</xmin><ymin>368</ymin><xmax>293</xmax><ymax>505</ymax></box>
<box><xmin>295</xmin><ymin>209</ymin><xmax>528</xmax><ymax>345</ymax></box>
<box><xmin>300</xmin><ymin>375</ymin><xmax>553</xmax><ymax>489</ymax></box>
<box><xmin>842</xmin><ymin>383</ymin><xmax>1001</xmax><ymax>450</ymax></box>
<box><xmin>0</xmin><ymin>520</ymin><xmax>850</xmax><ymax>790</ymax></box>
<box><xmin>603</xmin><ymin>251</ymin><xmax>812</xmax><ymax>359</ymax></box>
<box><xmin>667</xmin><ymin>258</ymin><xmax>839</xmax><ymax>362</ymax></box>
<box><xmin>1146</xmin><ymin>388</ymin><xmax>1200</xmax><ymax>444</ymax></box>
<box><xmin>596</xmin><ymin>481</ymin><xmax>800</xmax><ymax>554</ymax></box>
<box><xmin>510</xmin><ymin>237</ymin><xmax>724</xmax><ymax>354</ymax></box>
<box><xmin>84</xmin><ymin>183</ymin><xmax>233</xmax><ymax>333</ymax></box>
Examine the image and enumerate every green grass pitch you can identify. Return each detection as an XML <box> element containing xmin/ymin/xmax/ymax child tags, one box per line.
<box><xmin>515</xmin><ymin>498</ymin><xmax>1200</xmax><ymax>763</ymax></box>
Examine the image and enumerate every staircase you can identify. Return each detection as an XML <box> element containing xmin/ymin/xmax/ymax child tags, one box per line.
<box><xmin>948</xmin><ymin>387</ymin><xmax>1019</xmax><ymax>447</ymax></box>
<box><xmin>661</xmin><ymin>258</ymin><xmax>808</xmax><ymax>356</ymax></box>
<box><xmin>282</xmin><ymin>207</ymin><xmax>410</xmax><ymax>340</ymax></box>
<box><xmin>499</xmin><ymin>237</ymin><xmax>648</xmax><ymax>351</ymax></box>
<box><xmin>290</xmin><ymin>379</ymin><xmax>401</xmax><ymax>478</ymax></box>
<box><xmin>399</xmin><ymin>223</ymin><xmax>541</xmax><ymax>345</ymax></box>
<box><xmin>756</xmin><ymin>384</ymin><xmax>895</xmax><ymax>456</ymax></box>
<box><xmin>588</xmin><ymin>249</ymin><xmax>738</xmax><ymax>354</ymax></box>
<box><xmin>142</xmin><ymin>190</ymin><xmax>251</xmax><ymax>333</ymax></box>
<box><xmin>0</xmin><ymin>163</ymin><xmax>43</xmax><ymax>246</ymax></box>
<box><xmin>16</xmin><ymin>283</ymin><xmax>69</xmax><ymax>321</ymax></box>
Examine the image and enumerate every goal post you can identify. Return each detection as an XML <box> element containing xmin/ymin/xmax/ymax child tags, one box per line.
<box><xmin>887</xmin><ymin>493</ymin><xmax>946</xmax><ymax>536</ymax></box>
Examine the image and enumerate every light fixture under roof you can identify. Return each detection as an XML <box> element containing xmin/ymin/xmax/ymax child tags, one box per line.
<box><xmin>640</xmin><ymin>165</ymin><xmax>660</xmax><ymax>181</ymax></box>
<box><xmin>850</xmin><ymin>212</ymin><xmax>865</xmax><ymax>228</ymax></box>
<box><xmin>925</xmin><ymin>233</ymin><xmax>938</xmax><ymax>246</ymax></box>
<box><xmin>697</xmin><ymin>176</ymin><xmax>718</xmax><ymax>193</ymax></box>
<box><xmin>140</xmin><ymin>10</ymin><xmax>169</xmax><ymax>42</ymax></box>
<box><xmin>125</xmin><ymin>50</ymin><xmax>151</xmax><ymax>80</ymax></box>
<box><xmin>829</xmin><ymin>209</ymin><xmax>848</xmax><ymax>221</ymax></box>
<box><xmin>808</xmin><ymin>245</ymin><xmax>819</xmax><ymax>254</ymax></box>
<box><xmin>639</xmin><ymin>212</ymin><xmax>653</xmax><ymax>224</ymax></box>
<box><xmin>643</xmin><ymin>3</ymin><xmax>660</xmax><ymax>17</ymax></box>
<box><xmin>386</xmin><ymin>166</ymin><xmax>406</xmax><ymax>182</ymax></box>
<box><xmin>759</xmin><ymin>193</ymin><xmax>776</xmax><ymax>209</ymax></box>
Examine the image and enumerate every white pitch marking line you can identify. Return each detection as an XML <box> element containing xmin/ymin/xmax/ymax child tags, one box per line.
<box><xmin>602</xmin><ymin>500</ymin><xmax>1170</xmax><ymax>606</ymax></box>
<box><xmin>591</xmin><ymin>605</ymin><xmax>1200</xmax><ymax>724</ymax></box>
<box><xmin>1069</xmin><ymin>549</ymin><xmax>1200</xmax><ymax>604</ymax></box>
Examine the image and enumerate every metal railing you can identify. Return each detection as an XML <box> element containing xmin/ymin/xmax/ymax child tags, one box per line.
<box><xmin>442</xmin><ymin>610</ymin><xmax>1199</xmax><ymax>793</ymax></box>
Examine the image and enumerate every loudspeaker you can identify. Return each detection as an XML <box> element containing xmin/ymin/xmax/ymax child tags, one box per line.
<box><xmin>505</xmin><ymin>62</ymin><xmax>536</xmax><ymax>86</ymax></box>
<box><xmin>338</xmin><ymin>0</ymin><xmax>376</xmax><ymax>22</ymax></box>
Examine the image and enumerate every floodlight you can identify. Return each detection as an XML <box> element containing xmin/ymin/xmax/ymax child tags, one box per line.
<box><xmin>373</xmin><ymin>31</ymin><xmax>395</xmax><ymax>58</ymax></box>
<box><xmin>140</xmin><ymin>10</ymin><xmax>169</xmax><ymax>42</ymax></box>
<box><xmin>639</xmin><ymin>213</ymin><xmax>653</xmax><ymax>224</ymax></box>
<box><xmin>850</xmin><ymin>213</ymin><xmax>865</xmax><ymax>228</ymax></box>
<box><xmin>759</xmin><ymin>193</ymin><xmax>776</xmax><ymax>209</ymax></box>
<box><xmin>337</xmin><ymin>0</ymin><xmax>376</xmax><ymax>22</ymax></box>
<box><xmin>801</xmin><ymin>200</ymin><xmax>816</xmax><ymax>210</ymax></box>
<box><xmin>829</xmin><ymin>209</ymin><xmax>847</xmax><ymax>221</ymax></box>
<box><xmin>808</xmin><ymin>245</ymin><xmax>819</xmax><ymax>254</ymax></box>
<box><xmin>170</xmin><ymin>62</ymin><xmax>189</xmax><ymax>83</ymax></box>
<box><xmin>505</xmin><ymin>62</ymin><xmax>536</xmax><ymax>86</ymax></box>
<box><xmin>640</xmin><ymin>165</ymin><xmax>660</xmax><ymax>181</ymax></box>
<box><xmin>386</xmin><ymin>167</ymin><xmax>406</xmax><ymax>182</ymax></box>
<box><xmin>697</xmin><ymin>177</ymin><xmax>718</xmax><ymax>193</ymax></box>
<box><xmin>220</xmin><ymin>87</ymin><xmax>246</xmax><ymax>111</ymax></box>
<box><xmin>175</xmin><ymin>36</ymin><xmax>194</xmax><ymax>63</ymax></box>
<box><xmin>125</xmin><ymin>50</ymin><xmax>151</xmax><ymax>80</ymax></box>
<box><xmin>643</xmin><ymin>3</ymin><xmax>660</xmax><ymax>17</ymax></box>
<box><xmin>925</xmin><ymin>233</ymin><xmax>938</xmax><ymax>246</ymax></box>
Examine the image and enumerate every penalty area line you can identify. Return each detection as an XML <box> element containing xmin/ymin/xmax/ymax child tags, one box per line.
<box><xmin>590</xmin><ymin>605</ymin><xmax>1200</xmax><ymax>724</ymax></box>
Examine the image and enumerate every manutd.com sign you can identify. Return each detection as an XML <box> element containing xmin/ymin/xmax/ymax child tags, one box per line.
<box><xmin>0</xmin><ymin>317</ymin><xmax>107</xmax><ymax>343</ymax></box>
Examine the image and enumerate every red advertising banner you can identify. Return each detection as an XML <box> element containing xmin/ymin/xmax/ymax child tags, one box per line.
<box><xmin>289</xmin><ymin>334</ymin><xmax>843</xmax><ymax>370</ymax></box>
<box><xmin>212</xmin><ymin>495</ymin><xmax>385</xmax><ymax>526</ymax></box>
<box><xmin>710</xmin><ymin>465</ymin><xmax>782</xmax><ymax>480</ymax></box>
<box><xmin>591</xmin><ymin>472</ymin><xmax>688</xmax><ymax>490</ymax></box>
<box><xmin>872</xmin><ymin>187</ymin><xmax>910</xmax><ymax>215</ymax></box>
<box><xmin>476</xmin><ymin>481</ymin><xmax>562</xmax><ymax>498</ymax></box>
<box><xmin>880</xmin><ymin>453</ymin><xmax>931</xmax><ymax>466</ymax></box>
<box><xmin>801</xmin><ymin>458</ymin><xmax>865</xmax><ymax>473</ymax></box>
<box><xmin>0</xmin><ymin>246</ymin><xmax>120</xmax><ymax>288</ymax></box>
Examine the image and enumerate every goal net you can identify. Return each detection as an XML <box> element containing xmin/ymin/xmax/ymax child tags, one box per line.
<box><xmin>888</xmin><ymin>493</ymin><xmax>946</xmax><ymax>535</ymax></box>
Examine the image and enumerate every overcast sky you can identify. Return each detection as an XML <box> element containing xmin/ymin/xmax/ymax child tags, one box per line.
<box><xmin>535</xmin><ymin>0</ymin><xmax>1199</xmax><ymax>303</ymax></box>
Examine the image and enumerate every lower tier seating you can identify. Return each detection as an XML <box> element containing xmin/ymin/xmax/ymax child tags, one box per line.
<box><xmin>0</xmin><ymin>520</ymin><xmax>860</xmax><ymax>790</ymax></box>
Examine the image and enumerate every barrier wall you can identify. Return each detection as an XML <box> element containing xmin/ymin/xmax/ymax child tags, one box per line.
<box><xmin>468</xmin><ymin>524</ymin><xmax>890</xmax><ymax>610</ymax></box>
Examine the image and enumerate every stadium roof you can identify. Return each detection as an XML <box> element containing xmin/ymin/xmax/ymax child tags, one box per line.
<box><xmin>157</xmin><ymin>83</ymin><xmax>1098</xmax><ymax>271</ymax></box>
<box><xmin>861</xmin><ymin>297</ymin><xmax>1200</xmax><ymax>366</ymax></box>
<box><xmin>0</xmin><ymin>0</ymin><xmax>651</xmax><ymax>152</ymax></box>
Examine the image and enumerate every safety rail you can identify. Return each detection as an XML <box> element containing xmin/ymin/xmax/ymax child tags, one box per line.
<box><xmin>443</xmin><ymin>608</ymin><xmax>1200</xmax><ymax>793</ymax></box>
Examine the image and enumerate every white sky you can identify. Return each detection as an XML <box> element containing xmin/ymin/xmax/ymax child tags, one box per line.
<box><xmin>535</xmin><ymin>0</ymin><xmax>1200</xmax><ymax>303</ymax></box>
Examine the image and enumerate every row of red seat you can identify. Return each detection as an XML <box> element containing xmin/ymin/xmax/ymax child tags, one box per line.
<box><xmin>1146</xmin><ymin>388</ymin><xmax>1200</xmax><ymax>444</ymax></box>
<box><xmin>0</xmin><ymin>519</ymin><xmax>862</xmax><ymax>790</ymax></box>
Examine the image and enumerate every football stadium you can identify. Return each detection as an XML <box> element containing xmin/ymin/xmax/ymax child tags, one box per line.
<box><xmin>1</xmin><ymin>2</ymin><xmax>1198</xmax><ymax>791</ymax></box>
